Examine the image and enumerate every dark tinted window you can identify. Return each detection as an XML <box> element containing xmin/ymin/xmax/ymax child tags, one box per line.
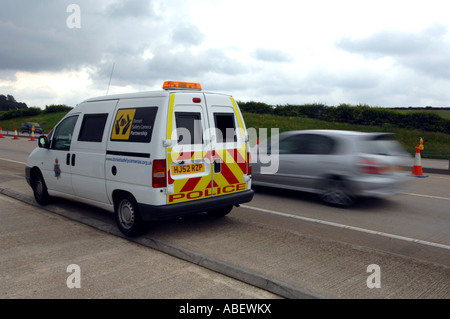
<box><xmin>78</xmin><ymin>114</ymin><xmax>108</xmax><ymax>142</ymax></box>
<box><xmin>359</xmin><ymin>135</ymin><xmax>406</xmax><ymax>156</ymax></box>
<box><xmin>279</xmin><ymin>134</ymin><xmax>336</xmax><ymax>155</ymax></box>
<box><xmin>214</xmin><ymin>113</ymin><xmax>237</xmax><ymax>143</ymax></box>
<box><xmin>175</xmin><ymin>112</ymin><xmax>203</xmax><ymax>145</ymax></box>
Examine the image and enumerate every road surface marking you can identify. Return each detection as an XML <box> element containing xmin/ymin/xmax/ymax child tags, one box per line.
<box><xmin>0</xmin><ymin>158</ymin><xmax>26</xmax><ymax>165</ymax></box>
<box><xmin>240</xmin><ymin>205</ymin><xmax>450</xmax><ymax>250</ymax></box>
<box><xmin>401</xmin><ymin>192</ymin><xmax>450</xmax><ymax>201</ymax></box>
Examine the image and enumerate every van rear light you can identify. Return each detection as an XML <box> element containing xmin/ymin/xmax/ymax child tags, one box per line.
<box><xmin>152</xmin><ymin>159</ymin><xmax>167</xmax><ymax>188</ymax></box>
<box><xmin>247</xmin><ymin>152</ymin><xmax>252</xmax><ymax>175</ymax></box>
<box><xmin>357</xmin><ymin>158</ymin><xmax>383</xmax><ymax>175</ymax></box>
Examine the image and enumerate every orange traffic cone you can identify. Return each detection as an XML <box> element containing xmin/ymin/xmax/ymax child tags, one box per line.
<box><xmin>13</xmin><ymin>128</ymin><xmax>19</xmax><ymax>140</ymax></box>
<box><xmin>411</xmin><ymin>145</ymin><xmax>428</xmax><ymax>178</ymax></box>
<box><xmin>30</xmin><ymin>128</ymin><xmax>35</xmax><ymax>141</ymax></box>
<box><xmin>0</xmin><ymin>127</ymin><xmax>4</xmax><ymax>138</ymax></box>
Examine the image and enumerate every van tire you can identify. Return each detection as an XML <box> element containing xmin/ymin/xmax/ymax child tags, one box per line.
<box><xmin>32</xmin><ymin>170</ymin><xmax>50</xmax><ymax>205</ymax></box>
<box><xmin>207</xmin><ymin>206</ymin><xmax>233</xmax><ymax>217</ymax></box>
<box><xmin>114</xmin><ymin>194</ymin><xmax>145</xmax><ymax>237</ymax></box>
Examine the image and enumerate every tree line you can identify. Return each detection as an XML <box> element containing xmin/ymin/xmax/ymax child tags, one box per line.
<box><xmin>0</xmin><ymin>94</ymin><xmax>28</xmax><ymax>111</ymax></box>
<box><xmin>0</xmin><ymin>104</ymin><xmax>73</xmax><ymax>120</ymax></box>
<box><xmin>238</xmin><ymin>101</ymin><xmax>450</xmax><ymax>134</ymax></box>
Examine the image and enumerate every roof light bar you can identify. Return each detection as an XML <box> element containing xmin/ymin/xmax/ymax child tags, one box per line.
<box><xmin>163</xmin><ymin>81</ymin><xmax>202</xmax><ymax>90</ymax></box>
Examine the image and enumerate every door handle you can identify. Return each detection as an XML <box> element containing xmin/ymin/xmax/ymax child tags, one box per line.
<box><xmin>214</xmin><ymin>159</ymin><xmax>221</xmax><ymax>173</ymax></box>
<box><xmin>66</xmin><ymin>153</ymin><xmax>76</xmax><ymax>166</ymax></box>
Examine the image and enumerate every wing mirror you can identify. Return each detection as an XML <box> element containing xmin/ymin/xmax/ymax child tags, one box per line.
<box><xmin>38</xmin><ymin>135</ymin><xmax>50</xmax><ymax>149</ymax></box>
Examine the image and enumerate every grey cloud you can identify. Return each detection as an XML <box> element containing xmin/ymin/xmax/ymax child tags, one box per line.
<box><xmin>0</xmin><ymin>1</ymin><xmax>108</xmax><ymax>71</ymax></box>
<box><xmin>147</xmin><ymin>48</ymin><xmax>247</xmax><ymax>78</ymax></box>
<box><xmin>0</xmin><ymin>0</ymin><xmax>242</xmax><ymax>90</ymax></box>
<box><xmin>105</xmin><ymin>0</ymin><xmax>154</xmax><ymax>18</ymax></box>
<box><xmin>172</xmin><ymin>23</ymin><xmax>205</xmax><ymax>47</ymax></box>
<box><xmin>252</xmin><ymin>48</ymin><xmax>293</xmax><ymax>63</ymax></box>
<box><xmin>336</xmin><ymin>24</ymin><xmax>448</xmax><ymax>57</ymax></box>
<box><xmin>336</xmin><ymin>24</ymin><xmax>450</xmax><ymax>80</ymax></box>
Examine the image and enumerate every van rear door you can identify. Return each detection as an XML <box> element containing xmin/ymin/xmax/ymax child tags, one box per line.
<box><xmin>205</xmin><ymin>94</ymin><xmax>250</xmax><ymax>199</ymax></box>
<box><xmin>166</xmin><ymin>92</ymin><xmax>213</xmax><ymax>204</ymax></box>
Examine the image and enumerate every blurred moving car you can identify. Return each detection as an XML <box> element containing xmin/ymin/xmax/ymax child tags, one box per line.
<box><xmin>21</xmin><ymin>122</ymin><xmax>43</xmax><ymax>134</ymax></box>
<box><xmin>252</xmin><ymin>130</ymin><xmax>411</xmax><ymax>206</ymax></box>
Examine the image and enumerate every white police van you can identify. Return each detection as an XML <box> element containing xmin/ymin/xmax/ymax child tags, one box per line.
<box><xmin>26</xmin><ymin>81</ymin><xmax>254</xmax><ymax>236</ymax></box>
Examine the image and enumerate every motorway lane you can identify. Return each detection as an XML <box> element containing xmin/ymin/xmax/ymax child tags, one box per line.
<box><xmin>1</xmin><ymin>137</ymin><xmax>449</xmax><ymax>256</ymax></box>
<box><xmin>248</xmin><ymin>183</ymin><xmax>450</xmax><ymax>248</ymax></box>
<box><xmin>0</xmin><ymin>136</ymin><xmax>37</xmax><ymax>163</ymax></box>
<box><xmin>1</xmin><ymin>138</ymin><xmax>449</xmax><ymax>251</ymax></box>
<box><xmin>1</xmin><ymin>137</ymin><xmax>449</xmax><ymax>298</ymax></box>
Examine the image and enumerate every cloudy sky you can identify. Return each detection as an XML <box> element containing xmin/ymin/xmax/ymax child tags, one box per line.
<box><xmin>1</xmin><ymin>0</ymin><xmax>450</xmax><ymax>108</ymax></box>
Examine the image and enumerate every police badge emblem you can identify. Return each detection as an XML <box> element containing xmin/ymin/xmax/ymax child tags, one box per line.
<box><xmin>54</xmin><ymin>158</ymin><xmax>61</xmax><ymax>178</ymax></box>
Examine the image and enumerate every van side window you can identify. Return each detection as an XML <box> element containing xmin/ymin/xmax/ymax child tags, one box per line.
<box><xmin>214</xmin><ymin>113</ymin><xmax>236</xmax><ymax>143</ymax></box>
<box><xmin>52</xmin><ymin>115</ymin><xmax>79</xmax><ymax>151</ymax></box>
<box><xmin>175</xmin><ymin>112</ymin><xmax>203</xmax><ymax>145</ymax></box>
<box><xmin>78</xmin><ymin>114</ymin><xmax>108</xmax><ymax>142</ymax></box>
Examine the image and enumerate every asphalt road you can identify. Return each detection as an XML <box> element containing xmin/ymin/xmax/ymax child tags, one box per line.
<box><xmin>0</xmin><ymin>137</ymin><xmax>449</xmax><ymax>299</ymax></box>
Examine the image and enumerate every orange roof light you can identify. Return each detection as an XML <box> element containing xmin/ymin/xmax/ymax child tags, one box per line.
<box><xmin>163</xmin><ymin>81</ymin><xmax>202</xmax><ymax>90</ymax></box>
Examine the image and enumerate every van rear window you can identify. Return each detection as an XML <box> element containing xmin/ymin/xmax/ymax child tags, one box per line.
<box><xmin>175</xmin><ymin>112</ymin><xmax>203</xmax><ymax>145</ymax></box>
<box><xmin>214</xmin><ymin>113</ymin><xmax>237</xmax><ymax>143</ymax></box>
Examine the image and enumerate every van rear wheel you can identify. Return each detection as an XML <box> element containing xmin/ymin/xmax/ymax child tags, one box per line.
<box><xmin>114</xmin><ymin>194</ymin><xmax>145</xmax><ymax>237</ymax></box>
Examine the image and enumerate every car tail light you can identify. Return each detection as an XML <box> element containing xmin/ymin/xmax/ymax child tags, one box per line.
<box><xmin>247</xmin><ymin>152</ymin><xmax>252</xmax><ymax>175</ymax></box>
<box><xmin>152</xmin><ymin>159</ymin><xmax>167</xmax><ymax>188</ymax></box>
<box><xmin>357</xmin><ymin>158</ymin><xmax>384</xmax><ymax>175</ymax></box>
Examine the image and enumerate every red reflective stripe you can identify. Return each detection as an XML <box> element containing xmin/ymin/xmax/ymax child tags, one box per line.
<box><xmin>180</xmin><ymin>176</ymin><xmax>202</xmax><ymax>192</ymax></box>
<box><xmin>227</xmin><ymin>148</ymin><xmax>246</xmax><ymax>173</ymax></box>
<box><xmin>220</xmin><ymin>162</ymin><xmax>240</xmax><ymax>185</ymax></box>
<box><xmin>177</xmin><ymin>151</ymin><xmax>194</xmax><ymax>161</ymax></box>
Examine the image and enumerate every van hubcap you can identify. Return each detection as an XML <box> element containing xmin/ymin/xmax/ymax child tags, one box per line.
<box><xmin>119</xmin><ymin>200</ymin><xmax>135</xmax><ymax>229</ymax></box>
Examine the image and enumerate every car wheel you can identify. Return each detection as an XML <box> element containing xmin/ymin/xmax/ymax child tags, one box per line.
<box><xmin>207</xmin><ymin>206</ymin><xmax>233</xmax><ymax>217</ymax></box>
<box><xmin>32</xmin><ymin>170</ymin><xmax>50</xmax><ymax>205</ymax></box>
<box><xmin>319</xmin><ymin>178</ymin><xmax>356</xmax><ymax>207</ymax></box>
<box><xmin>114</xmin><ymin>194</ymin><xmax>145</xmax><ymax>237</ymax></box>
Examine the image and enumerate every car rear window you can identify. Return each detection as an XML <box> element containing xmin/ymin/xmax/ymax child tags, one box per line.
<box><xmin>359</xmin><ymin>135</ymin><xmax>406</xmax><ymax>156</ymax></box>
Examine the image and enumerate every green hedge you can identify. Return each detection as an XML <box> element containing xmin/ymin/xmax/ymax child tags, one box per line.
<box><xmin>0</xmin><ymin>104</ymin><xmax>73</xmax><ymax>120</ymax></box>
<box><xmin>0</xmin><ymin>107</ymin><xmax>42</xmax><ymax>120</ymax></box>
<box><xmin>43</xmin><ymin>104</ymin><xmax>73</xmax><ymax>114</ymax></box>
<box><xmin>237</xmin><ymin>101</ymin><xmax>450</xmax><ymax>134</ymax></box>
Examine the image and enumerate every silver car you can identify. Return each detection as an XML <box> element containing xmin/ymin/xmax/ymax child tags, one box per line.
<box><xmin>252</xmin><ymin>130</ymin><xmax>411</xmax><ymax>206</ymax></box>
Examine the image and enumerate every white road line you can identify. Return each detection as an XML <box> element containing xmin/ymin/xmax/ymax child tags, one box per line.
<box><xmin>401</xmin><ymin>192</ymin><xmax>450</xmax><ymax>201</ymax></box>
<box><xmin>240</xmin><ymin>205</ymin><xmax>450</xmax><ymax>251</ymax></box>
<box><xmin>0</xmin><ymin>158</ymin><xmax>26</xmax><ymax>165</ymax></box>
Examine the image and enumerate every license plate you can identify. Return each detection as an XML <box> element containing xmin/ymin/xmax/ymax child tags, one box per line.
<box><xmin>171</xmin><ymin>163</ymin><xmax>205</xmax><ymax>175</ymax></box>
